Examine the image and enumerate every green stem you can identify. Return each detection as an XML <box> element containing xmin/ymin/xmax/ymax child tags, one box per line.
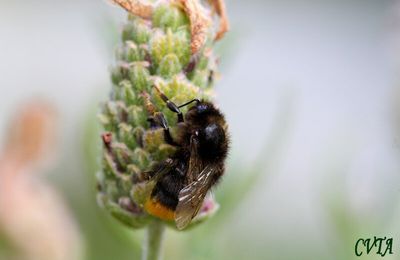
<box><xmin>142</xmin><ymin>221</ymin><xmax>166</xmax><ymax>260</ymax></box>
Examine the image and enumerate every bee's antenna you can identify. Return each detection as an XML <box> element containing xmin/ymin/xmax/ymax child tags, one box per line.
<box><xmin>178</xmin><ymin>99</ymin><xmax>200</xmax><ymax>108</ymax></box>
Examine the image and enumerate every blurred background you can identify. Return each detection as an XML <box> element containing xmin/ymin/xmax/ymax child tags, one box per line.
<box><xmin>1</xmin><ymin>0</ymin><xmax>400</xmax><ymax>259</ymax></box>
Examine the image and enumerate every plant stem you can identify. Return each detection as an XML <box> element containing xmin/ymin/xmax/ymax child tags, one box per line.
<box><xmin>142</xmin><ymin>220</ymin><xmax>165</xmax><ymax>260</ymax></box>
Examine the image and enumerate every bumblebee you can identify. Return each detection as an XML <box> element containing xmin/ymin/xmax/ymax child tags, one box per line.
<box><xmin>142</xmin><ymin>86</ymin><xmax>229</xmax><ymax>230</ymax></box>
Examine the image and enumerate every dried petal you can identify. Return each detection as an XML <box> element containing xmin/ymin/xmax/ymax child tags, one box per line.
<box><xmin>207</xmin><ymin>0</ymin><xmax>229</xmax><ymax>41</ymax></box>
<box><xmin>174</xmin><ymin>0</ymin><xmax>211</xmax><ymax>54</ymax></box>
<box><xmin>112</xmin><ymin>0</ymin><xmax>154</xmax><ymax>19</ymax></box>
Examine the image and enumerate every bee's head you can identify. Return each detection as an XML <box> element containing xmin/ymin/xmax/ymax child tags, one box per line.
<box><xmin>196</xmin><ymin>123</ymin><xmax>228</xmax><ymax>161</ymax></box>
<box><xmin>184</xmin><ymin>100</ymin><xmax>229</xmax><ymax>161</ymax></box>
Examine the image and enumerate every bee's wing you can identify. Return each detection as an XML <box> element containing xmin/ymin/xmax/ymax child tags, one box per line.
<box><xmin>186</xmin><ymin>136</ymin><xmax>202</xmax><ymax>183</ymax></box>
<box><xmin>175</xmin><ymin>164</ymin><xmax>219</xmax><ymax>230</ymax></box>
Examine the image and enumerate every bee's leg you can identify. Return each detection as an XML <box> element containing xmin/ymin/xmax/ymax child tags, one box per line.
<box><xmin>154</xmin><ymin>112</ymin><xmax>180</xmax><ymax>146</ymax></box>
<box><xmin>135</xmin><ymin>158</ymin><xmax>175</xmax><ymax>184</ymax></box>
<box><xmin>142</xmin><ymin>91</ymin><xmax>179</xmax><ymax>146</ymax></box>
<box><xmin>153</xmin><ymin>85</ymin><xmax>184</xmax><ymax>123</ymax></box>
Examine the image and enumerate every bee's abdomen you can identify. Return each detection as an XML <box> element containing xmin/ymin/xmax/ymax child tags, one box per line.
<box><xmin>152</xmin><ymin>181</ymin><xmax>179</xmax><ymax>209</ymax></box>
<box><xmin>154</xmin><ymin>173</ymin><xmax>185</xmax><ymax>208</ymax></box>
<box><xmin>145</xmin><ymin>170</ymin><xmax>186</xmax><ymax>220</ymax></box>
<box><xmin>144</xmin><ymin>199</ymin><xmax>175</xmax><ymax>221</ymax></box>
